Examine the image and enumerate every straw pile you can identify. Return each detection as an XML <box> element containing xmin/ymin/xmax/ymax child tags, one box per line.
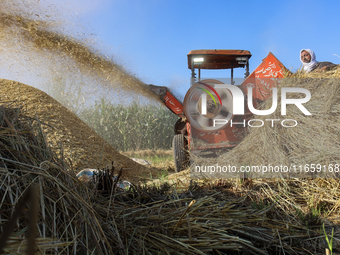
<box><xmin>0</xmin><ymin>78</ymin><xmax>158</xmax><ymax>183</ymax></box>
<box><xmin>0</xmin><ymin>104</ymin><xmax>121</xmax><ymax>254</ymax></box>
<box><xmin>0</xmin><ymin>104</ymin><xmax>339</xmax><ymax>254</ymax></box>
<box><xmin>192</xmin><ymin>68</ymin><xmax>340</xmax><ymax>178</ymax></box>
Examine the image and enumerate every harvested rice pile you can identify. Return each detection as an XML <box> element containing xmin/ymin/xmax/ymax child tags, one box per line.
<box><xmin>0</xmin><ymin>78</ymin><xmax>155</xmax><ymax>183</ymax></box>
<box><xmin>194</xmin><ymin>68</ymin><xmax>340</xmax><ymax>178</ymax></box>
<box><xmin>0</xmin><ymin>105</ymin><xmax>113</xmax><ymax>253</ymax></box>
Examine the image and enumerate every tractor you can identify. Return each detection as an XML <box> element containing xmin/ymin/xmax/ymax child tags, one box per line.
<box><xmin>148</xmin><ymin>49</ymin><xmax>287</xmax><ymax>172</ymax></box>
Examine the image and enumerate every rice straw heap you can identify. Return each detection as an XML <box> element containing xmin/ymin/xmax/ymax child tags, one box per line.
<box><xmin>1</xmin><ymin>103</ymin><xmax>340</xmax><ymax>254</ymax></box>
<box><xmin>192</xmin><ymin>68</ymin><xmax>340</xmax><ymax>179</ymax></box>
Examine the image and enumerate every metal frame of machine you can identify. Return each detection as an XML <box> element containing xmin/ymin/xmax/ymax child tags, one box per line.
<box><xmin>148</xmin><ymin>49</ymin><xmax>288</xmax><ymax>172</ymax></box>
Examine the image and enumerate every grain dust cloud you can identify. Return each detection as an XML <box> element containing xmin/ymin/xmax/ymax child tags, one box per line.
<box><xmin>0</xmin><ymin>0</ymin><xmax>163</xmax><ymax>106</ymax></box>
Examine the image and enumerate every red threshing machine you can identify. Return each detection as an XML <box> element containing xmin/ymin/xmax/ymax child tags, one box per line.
<box><xmin>148</xmin><ymin>49</ymin><xmax>288</xmax><ymax>172</ymax></box>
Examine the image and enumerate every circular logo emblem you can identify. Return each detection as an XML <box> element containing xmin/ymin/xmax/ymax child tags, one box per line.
<box><xmin>183</xmin><ymin>79</ymin><xmax>234</xmax><ymax>131</ymax></box>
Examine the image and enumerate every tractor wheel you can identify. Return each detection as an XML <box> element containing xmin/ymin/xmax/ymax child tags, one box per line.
<box><xmin>172</xmin><ymin>134</ymin><xmax>189</xmax><ymax>172</ymax></box>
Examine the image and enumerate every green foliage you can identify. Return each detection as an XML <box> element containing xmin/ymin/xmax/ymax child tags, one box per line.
<box><xmin>251</xmin><ymin>198</ymin><xmax>266</xmax><ymax>210</ymax></box>
<box><xmin>149</xmin><ymin>169</ymin><xmax>169</xmax><ymax>183</ymax></box>
<box><xmin>296</xmin><ymin>207</ymin><xmax>321</xmax><ymax>227</ymax></box>
<box><xmin>323</xmin><ymin>223</ymin><xmax>334</xmax><ymax>255</ymax></box>
<box><xmin>79</xmin><ymin>98</ymin><xmax>179</xmax><ymax>151</ymax></box>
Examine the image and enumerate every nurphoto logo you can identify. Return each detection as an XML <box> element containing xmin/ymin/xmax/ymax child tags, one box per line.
<box><xmin>183</xmin><ymin>80</ymin><xmax>311</xmax><ymax>131</ymax></box>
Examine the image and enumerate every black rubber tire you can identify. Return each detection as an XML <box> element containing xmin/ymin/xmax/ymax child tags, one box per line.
<box><xmin>172</xmin><ymin>134</ymin><xmax>189</xmax><ymax>172</ymax></box>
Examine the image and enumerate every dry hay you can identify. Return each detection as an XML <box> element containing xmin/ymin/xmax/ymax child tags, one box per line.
<box><xmin>1</xmin><ymin>99</ymin><xmax>339</xmax><ymax>254</ymax></box>
<box><xmin>0</xmin><ymin>78</ymin><xmax>158</xmax><ymax>183</ymax></box>
<box><xmin>121</xmin><ymin>149</ymin><xmax>173</xmax><ymax>158</ymax></box>
<box><xmin>0</xmin><ymin>105</ymin><xmax>117</xmax><ymax>254</ymax></box>
<box><xmin>191</xmin><ymin>67</ymin><xmax>340</xmax><ymax>178</ymax></box>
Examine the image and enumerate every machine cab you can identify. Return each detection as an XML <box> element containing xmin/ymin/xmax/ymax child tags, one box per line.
<box><xmin>187</xmin><ymin>49</ymin><xmax>252</xmax><ymax>85</ymax></box>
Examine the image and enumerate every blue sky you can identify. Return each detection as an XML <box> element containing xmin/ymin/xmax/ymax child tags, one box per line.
<box><xmin>68</xmin><ymin>0</ymin><xmax>339</xmax><ymax>97</ymax></box>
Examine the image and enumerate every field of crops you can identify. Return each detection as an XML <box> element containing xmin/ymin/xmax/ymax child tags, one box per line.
<box><xmin>79</xmin><ymin>99</ymin><xmax>179</xmax><ymax>152</ymax></box>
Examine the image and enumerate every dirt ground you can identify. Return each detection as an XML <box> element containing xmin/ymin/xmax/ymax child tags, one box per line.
<box><xmin>0</xmin><ymin>78</ymin><xmax>158</xmax><ymax>183</ymax></box>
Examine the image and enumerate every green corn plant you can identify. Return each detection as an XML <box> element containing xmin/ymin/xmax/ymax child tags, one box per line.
<box><xmin>323</xmin><ymin>223</ymin><xmax>334</xmax><ymax>255</ymax></box>
<box><xmin>79</xmin><ymin>98</ymin><xmax>178</xmax><ymax>151</ymax></box>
